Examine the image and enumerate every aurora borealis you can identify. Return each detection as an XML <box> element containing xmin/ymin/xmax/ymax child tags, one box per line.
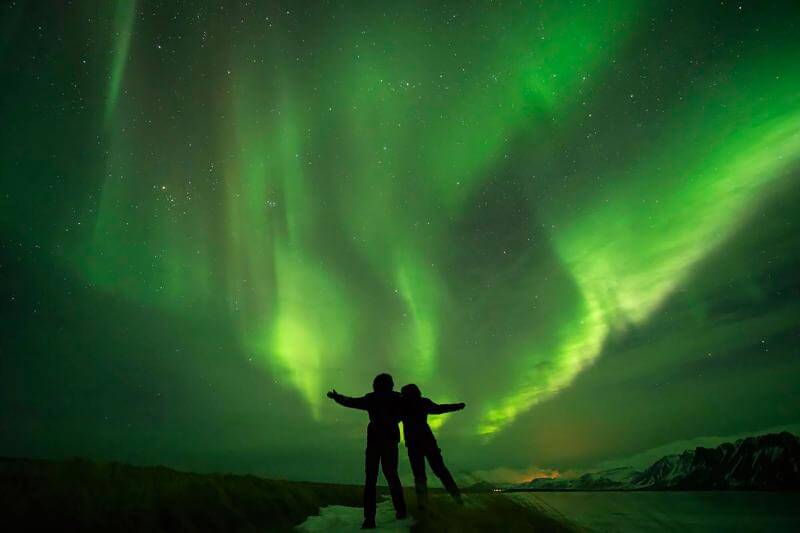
<box><xmin>2</xmin><ymin>0</ymin><xmax>800</xmax><ymax>483</ymax></box>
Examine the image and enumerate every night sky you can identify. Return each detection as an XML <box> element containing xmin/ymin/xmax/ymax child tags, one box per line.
<box><xmin>1</xmin><ymin>0</ymin><xmax>799</xmax><ymax>484</ymax></box>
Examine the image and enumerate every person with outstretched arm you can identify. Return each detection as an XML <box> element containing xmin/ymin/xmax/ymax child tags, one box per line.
<box><xmin>400</xmin><ymin>383</ymin><xmax>465</xmax><ymax>510</ymax></box>
<box><xmin>327</xmin><ymin>373</ymin><xmax>407</xmax><ymax>529</ymax></box>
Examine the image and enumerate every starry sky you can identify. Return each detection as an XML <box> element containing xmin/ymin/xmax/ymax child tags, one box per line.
<box><xmin>1</xmin><ymin>0</ymin><xmax>799</xmax><ymax>483</ymax></box>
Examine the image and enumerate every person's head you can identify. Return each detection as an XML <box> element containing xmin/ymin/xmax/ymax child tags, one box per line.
<box><xmin>401</xmin><ymin>383</ymin><xmax>422</xmax><ymax>399</ymax></box>
<box><xmin>372</xmin><ymin>373</ymin><xmax>394</xmax><ymax>393</ymax></box>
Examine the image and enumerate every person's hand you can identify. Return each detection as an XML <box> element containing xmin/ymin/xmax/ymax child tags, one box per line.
<box><xmin>327</xmin><ymin>389</ymin><xmax>339</xmax><ymax>399</ymax></box>
<box><xmin>457</xmin><ymin>402</ymin><xmax>466</xmax><ymax>410</ymax></box>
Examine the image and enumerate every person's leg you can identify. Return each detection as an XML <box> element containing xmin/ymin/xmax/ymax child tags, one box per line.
<box><xmin>380</xmin><ymin>442</ymin><xmax>407</xmax><ymax>518</ymax></box>
<box><xmin>407</xmin><ymin>446</ymin><xmax>428</xmax><ymax>510</ymax></box>
<box><xmin>363</xmin><ymin>444</ymin><xmax>380</xmax><ymax>527</ymax></box>
<box><xmin>426</xmin><ymin>445</ymin><xmax>462</xmax><ymax>504</ymax></box>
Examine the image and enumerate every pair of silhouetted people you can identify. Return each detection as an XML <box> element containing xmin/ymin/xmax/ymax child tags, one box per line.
<box><xmin>327</xmin><ymin>373</ymin><xmax>464</xmax><ymax>529</ymax></box>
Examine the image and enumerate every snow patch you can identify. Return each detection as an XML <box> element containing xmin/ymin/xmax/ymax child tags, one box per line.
<box><xmin>297</xmin><ymin>500</ymin><xmax>413</xmax><ymax>532</ymax></box>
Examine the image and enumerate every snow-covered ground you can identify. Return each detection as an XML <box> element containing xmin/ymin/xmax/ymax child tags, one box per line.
<box><xmin>297</xmin><ymin>500</ymin><xmax>414</xmax><ymax>532</ymax></box>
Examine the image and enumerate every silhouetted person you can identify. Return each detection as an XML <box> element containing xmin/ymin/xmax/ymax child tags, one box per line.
<box><xmin>400</xmin><ymin>384</ymin><xmax>464</xmax><ymax>510</ymax></box>
<box><xmin>327</xmin><ymin>373</ymin><xmax>407</xmax><ymax>529</ymax></box>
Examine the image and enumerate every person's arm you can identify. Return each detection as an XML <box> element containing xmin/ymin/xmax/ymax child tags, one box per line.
<box><xmin>327</xmin><ymin>389</ymin><xmax>370</xmax><ymax>410</ymax></box>
<box><xmin>427</xmin><ymin>400</ymin><xmax>466</xmax><ymax>414</ymax></box>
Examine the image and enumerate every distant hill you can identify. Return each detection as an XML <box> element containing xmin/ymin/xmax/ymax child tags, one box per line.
<box><xmin>520</xmin><ymin>432</ymin><xmax>800</xmax><ymax>491</ymax></box>
<box><xmin>520</xmin><ymin>466</ymin><xmax>638</xmax><ymax>491</ymax></box>
<box><xmin>0</xmin><ymin>456</ymin><xmax>573</xmax><ymax>532</ymax></box>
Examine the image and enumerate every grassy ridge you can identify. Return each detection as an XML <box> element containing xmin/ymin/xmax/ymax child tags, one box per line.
<box><xmin>0</xmin><ymin>456</ymin><xmax>575</xmax><ymax>531</ymax></box>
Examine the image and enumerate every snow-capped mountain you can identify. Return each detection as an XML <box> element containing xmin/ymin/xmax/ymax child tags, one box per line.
<box><xmin>519</xmin><ymin>432</ymin><xmax>800</xmax><ymax>490</ymax></box>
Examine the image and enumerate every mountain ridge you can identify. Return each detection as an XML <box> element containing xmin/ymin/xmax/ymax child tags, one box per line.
<box><xmin>517</xmin><ymin>431</ymin><xmax>800</xmax><ymax>491</ymax></box>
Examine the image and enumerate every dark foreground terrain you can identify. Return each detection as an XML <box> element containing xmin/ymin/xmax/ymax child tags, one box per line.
<box><xmin>0</xmin><ymin>456</ymin><xmax>574</xmax><ymax>532</ymax></box>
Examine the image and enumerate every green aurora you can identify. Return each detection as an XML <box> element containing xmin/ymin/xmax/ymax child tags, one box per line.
<box><xmin>1</xmin><ymin>0</ymin><xmax>799</xmax><ymax>482</ymax></box>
